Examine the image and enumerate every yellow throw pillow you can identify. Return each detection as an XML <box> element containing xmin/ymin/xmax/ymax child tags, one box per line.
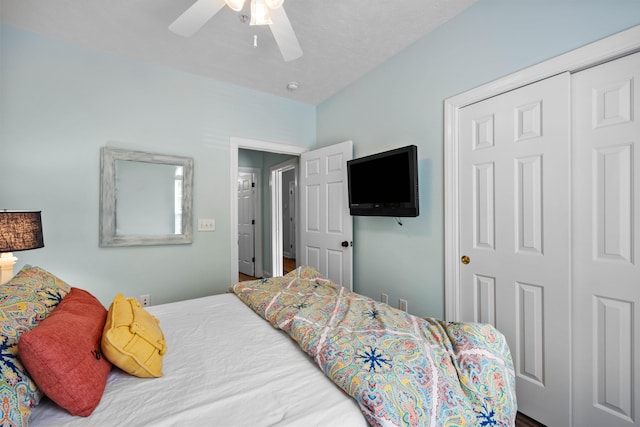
<box><xmin>101</xmin><ymin>293</ymin><xmax>166</xmax><ymax>378</ymax></box>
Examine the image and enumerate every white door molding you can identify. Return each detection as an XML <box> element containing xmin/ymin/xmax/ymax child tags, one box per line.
<box><xmin>230</xmin><ymin>137</ymin><xmax>307</xmax><ymax>283</ymax></box>
<box><xmin>444</xmin><ymin>25</ymin><xmax>640</xmax><ymax>321</ymax></box>
<box><xmin>288</xmin><ymin>180</ymin><xmax>296</xmax><ymax>259</ymax></box>
<box><xmin>269</xmin><ymin>157</ymin><xmax>298</xmax><ymax>277</ymax></box>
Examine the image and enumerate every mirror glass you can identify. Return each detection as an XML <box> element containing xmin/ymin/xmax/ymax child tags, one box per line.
<box><xmin>115</xmin><ymin>160</ymin><xmax>183</xmax><ymax>236</ymax></box>
<box><xmin>100</xmin><ymin>147</ymin><xmax>193</xmax><ymax>247</ymax></box>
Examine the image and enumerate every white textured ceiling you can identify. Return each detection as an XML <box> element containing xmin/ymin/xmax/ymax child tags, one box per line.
<box><xmin>0</xmin><ymin>0</ymin><xmax>476</xmax><ymax>104</ymax></box>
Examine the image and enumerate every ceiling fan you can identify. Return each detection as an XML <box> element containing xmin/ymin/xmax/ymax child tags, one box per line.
<box><xmin>169</xmin><ymin>0</ymin><xmax>303</xmax><ymax>62</ymax></box>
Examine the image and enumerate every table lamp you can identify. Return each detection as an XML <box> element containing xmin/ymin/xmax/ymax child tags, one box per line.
<box><xmin>0</xmin><ymin>211</ymin><xmax>44</xmax><ymax>284</ymax></box>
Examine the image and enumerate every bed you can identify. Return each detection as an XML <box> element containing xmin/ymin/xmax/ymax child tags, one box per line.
<box><xmin>1</xmin><ymin>265</ymin><xmax>517</xmax><ymax>427</ymax></box>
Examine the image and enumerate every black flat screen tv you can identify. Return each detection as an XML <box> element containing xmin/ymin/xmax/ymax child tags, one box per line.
<box><xmin>347</xmin><ymin>145</ymin><xmax>419</xmax><ymax>217</ymax></box>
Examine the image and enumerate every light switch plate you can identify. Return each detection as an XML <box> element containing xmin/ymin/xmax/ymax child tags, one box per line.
<box><xmin>198</xmin><ymin>218</ymin><xmax>215</xmax><ymax>231</ymax></box>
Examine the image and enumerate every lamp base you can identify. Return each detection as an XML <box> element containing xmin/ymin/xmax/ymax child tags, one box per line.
<box><xmin>0</xmin><ymin>252</ymin><xmax>18</xmax><ymax>285</ymax></box>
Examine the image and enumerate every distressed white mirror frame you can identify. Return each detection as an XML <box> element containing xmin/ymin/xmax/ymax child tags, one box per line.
<box><xmin>99</xmin><ymin>147</ymin><xmax>194</xmax><ymax>247</ymax></box>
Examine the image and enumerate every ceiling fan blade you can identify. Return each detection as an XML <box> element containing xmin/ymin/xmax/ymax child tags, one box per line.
<box><xmin>268</xmin><ymin>6</ymin><xmax>303</xmax><ymax>62</ymax></box>
<box><xmin>169</xmin><ymin>0</ymin><xmax>227</xmax><ymax>37</ymax></box>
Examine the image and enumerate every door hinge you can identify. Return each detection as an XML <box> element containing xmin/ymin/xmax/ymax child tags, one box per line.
<box><xmin>251</xmin><ymin>182</ymin><xmax>256</xmax><ymax>187</ymax></box>
<box><xmin>252</xmin><ymin>220</ymin><xmax>255</xmax><ymax>225</ymax></box>
<box><xmin>252</xmin><ymin>257</ymin><xmax>255</xmax><ymax>262</ymax></box>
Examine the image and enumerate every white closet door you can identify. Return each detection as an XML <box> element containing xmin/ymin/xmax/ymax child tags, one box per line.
<box><xmin>458</xmin><ymin>73</ymin><xmax>571</xmax><ymax>426</ymax></box>
<box><xmin>572</xmin><ymin>52</ymin><xmax>640</xmax><ymax>427</ymax></box>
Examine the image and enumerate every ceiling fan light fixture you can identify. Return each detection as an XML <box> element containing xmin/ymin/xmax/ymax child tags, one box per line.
<box><xmin>225</xmin><ymin>0</ymin><xmax>246</xmax><ymax>12</ymax></box>
<box><xmin>265</xmin><ymin>0</ymin><xmax>284</xmax><ymax>9</ymax></box>
<box><xmin>250</xmin><ymin>0</ymin><xmax>272</xmax><ymax>25</ymax></box>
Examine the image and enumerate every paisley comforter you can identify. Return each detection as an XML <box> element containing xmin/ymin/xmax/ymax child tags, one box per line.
<box><xmin>231</xmin><ymin>267</ymin><xmax>516</xmax><ymax>427</ymax></box>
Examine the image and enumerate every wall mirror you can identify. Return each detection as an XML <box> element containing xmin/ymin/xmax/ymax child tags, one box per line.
<box><xmin>99</xmin><ymin>147</ymin><xmax>194</xmax><ymax>247</ymax></box>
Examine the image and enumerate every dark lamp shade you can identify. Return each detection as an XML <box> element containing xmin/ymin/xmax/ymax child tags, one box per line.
<box><xmin>0</xmin><ymin>211</ymin><xmax>45</xmax><ymax>252</ymax></box>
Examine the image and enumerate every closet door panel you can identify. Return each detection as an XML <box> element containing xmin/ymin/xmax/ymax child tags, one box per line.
<box><xmin>458</xmin><ymin>73</ymin><xmax>571</xmax><ymax>426</ymax></box>
<box><xmin>572</xmin><ymin>51</ymin><xmax>640</xmax><ymax>427</ymax></box>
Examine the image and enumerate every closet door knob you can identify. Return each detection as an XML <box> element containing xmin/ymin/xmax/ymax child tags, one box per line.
<box><xmin>461</xmin><ymin>255</ymin><xmax>470</xmax><ymax>264</ymax></box>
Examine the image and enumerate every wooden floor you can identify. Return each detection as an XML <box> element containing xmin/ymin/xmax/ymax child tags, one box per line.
<box><xmin>283</xmin><ymin>257</ymin><xmax>295</xmax><ymax>273</ymax></box>
<box><xmin>238</xmin><ymin>272</ymin><xmax>255</xmax><ymax>282</ymax></box>
<box><xmin>238</xmin><ymin>258</ymin><xmax>295</xmax><ymax>282</ymax></box>
<box><xmin>516</xmin><ymin>412</ymin><xmax>545</xmax><ymax>427</ymax></box>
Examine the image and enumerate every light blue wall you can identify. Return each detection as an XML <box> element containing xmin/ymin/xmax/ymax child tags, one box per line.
<box><xmin>317</xmin><ymin>0</ymin><xmax>640</xmax><ymax>318</ymax></box>
<box><xmin>3</xmin><ymin>1</ymin><xmax>640</xmax><ymax>315</ymax></box>
<box><xmin>0</xmin><ymin>25</ymin><xmax>315</xmax><ymax>306</ymax></box>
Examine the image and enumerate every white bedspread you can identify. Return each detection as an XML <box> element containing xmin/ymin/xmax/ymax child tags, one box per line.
<box><xmin>29</xmin><ymin>293</ymin><xmax>367</xmax><ymax>427</ymax></box>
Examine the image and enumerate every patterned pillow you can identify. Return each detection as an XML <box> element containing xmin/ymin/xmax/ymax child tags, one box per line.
<box><xmin>0</xmin><ymin>266</ymin><xmax>71</xmax><ymax>426</ymax></box>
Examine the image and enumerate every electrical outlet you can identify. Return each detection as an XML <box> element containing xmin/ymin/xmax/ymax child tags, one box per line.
<box><xmin>198</xmin><ymin>218</ymin><xmax>216</xmax><ymax>231</ymax></box>
<box><xmin>139</xmin><ymin>294</ymin><xmax>150</xmax><ymax>307</ymax></box>
<box><xmin>399</xmin><ymin>298</ymin><xmax>408</xmax><ymax>312</ymax></box>
<box><xmin>381</xmin><ymin>293</ymin><xmax>389</xmax><ymax>304</ymax></box>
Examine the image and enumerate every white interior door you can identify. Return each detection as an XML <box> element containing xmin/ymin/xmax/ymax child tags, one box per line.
<box><xmin>458</xmin><ymin>74</ymin><xmax>571</xmax><ymax>426</ymax></box>
<box><xmin>299</xmin><ymin>140</ymin><xmax>353</xmax><ymax>290</ymax></box>
<box><xmin>238</xmin><ymin>170</ymin><xmax>256</xmax><ymax>276</ymax></box>
<box><xmin>572</xmin><ymin>52</ymin><xmax>640</xmax><ymax>427</ymax></box>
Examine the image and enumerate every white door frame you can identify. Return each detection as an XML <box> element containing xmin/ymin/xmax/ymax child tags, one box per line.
<box><xmin>269</xmin><ymin>157</ymin><xmax>297</xmax><ymax>277</ymax></box>
<box><xmin>238</xmin><ymin>167</ymin><xmax>261</xmax><ymax>277</ymax></box>
<box><xmin>230</xmin><ymin>137</ymin><xmax>307</xmax><ymax>283</ymax></box>
<box><xmin>288</xmin><ymin>180</ymin><xmax>296</xmax><ymax>259</ymax></box>
<box><xmin>444</xmin><ymin>25</ymin><xmax>640</xmax><ymax>321</ymax></box>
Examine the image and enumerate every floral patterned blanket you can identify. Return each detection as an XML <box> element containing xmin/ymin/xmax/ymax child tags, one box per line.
<box><xmin>231</xmin><ymin>267</ymin><xmax>516</xmax><ymax>427</ymax></box>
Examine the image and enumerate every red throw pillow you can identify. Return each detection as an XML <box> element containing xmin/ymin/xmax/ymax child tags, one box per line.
<box><xmin>18</xmin><ymin>287</ymin><xmax>112</xmax><ymax>416</ymax></box>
